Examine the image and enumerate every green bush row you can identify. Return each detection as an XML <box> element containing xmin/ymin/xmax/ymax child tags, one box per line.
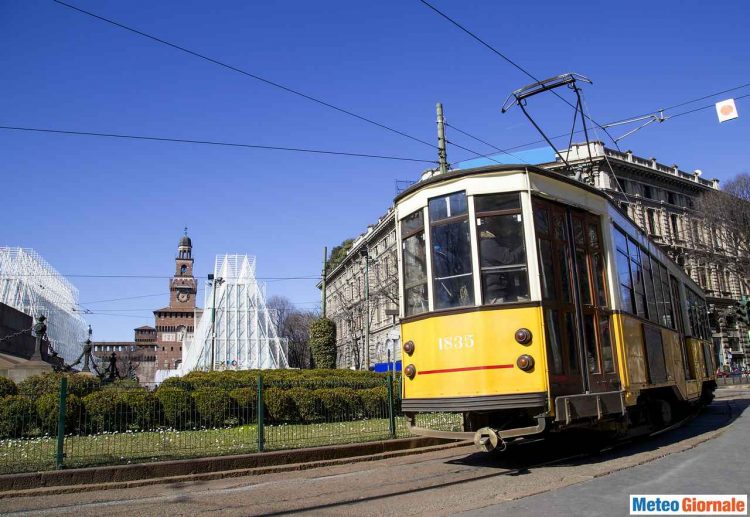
<box><xmin>0</xmin><ymin>383</ymin><xmax>399</xmax><ymax>437</ymax></box>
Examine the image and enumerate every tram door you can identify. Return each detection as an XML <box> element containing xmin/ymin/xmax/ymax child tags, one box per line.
<box><xmin>534</xmin><ymin>199</ymin><xmax>584</xmax><ymax>396</ymax></box>
<box><xmin>534</xmin><ymin>199</ymin><xmax>619</xmax><ymax>397</ymax></box>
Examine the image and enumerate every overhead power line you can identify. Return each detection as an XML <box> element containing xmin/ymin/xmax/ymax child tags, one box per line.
<box><xmin>52</xmin><ymin>0</ymin><xmax>437</xmax><ymax>150</ymax></box>
<box><xmin>445</xmin><ymin>122</ymin><xmax>529</xmax><ymax>164</ymax></box>
<box><xmin>417</xmin><ymin>0</ymin><xmax>619</xmax><ymax>147</ymax></box>
<box><xmin>0</xmin><ymin>125</ymin><xmax>436</xmax><ymax>164</ymax></box>
<box><xmin>7</xmin><ymin>272</ymin><xmax>320</xmax><ymax>280</ymax></box>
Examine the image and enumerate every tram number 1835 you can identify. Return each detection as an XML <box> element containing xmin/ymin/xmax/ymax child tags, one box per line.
<box><xmin>437</xmin><ymin>335</ymin><xmax>475</xmax><ymax>351</ymax></box>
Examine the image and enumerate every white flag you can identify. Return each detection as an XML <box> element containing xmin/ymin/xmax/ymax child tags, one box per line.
<box><xmin>716</xmin><ymin>98</ymin><xmax>739</xmax><ymax>122</ymax></box>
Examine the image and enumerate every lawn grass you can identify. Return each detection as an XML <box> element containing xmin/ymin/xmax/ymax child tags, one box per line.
<box><xmin>0</xmin><ymin>413</ymin><xmax>462</xmax><ymax>474</ymax></box>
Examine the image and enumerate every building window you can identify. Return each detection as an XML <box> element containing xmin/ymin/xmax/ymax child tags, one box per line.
<box><xmin>643</xmin><ymin>184</ymin><xmax>654</xmax><ymax>199</ymax></box>
<box><xmin>670</xmin><ymin>214</ymin><xmax>680</xmax><ymax>239</ymax></box>
<box><xmin>646</xmin><ymin>209</ymin><xmax>658</xmax><ymax>235</ymax></box>
<box><xmin>667</xmin><ymin>191</ymin><xmax>676</xmax><ymax>204</ymax></box>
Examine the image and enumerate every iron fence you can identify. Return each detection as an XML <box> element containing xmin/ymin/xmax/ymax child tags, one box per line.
<box><xmin>0</xmin><ymin>373</ymin><xmax>461</xmax><ymax>474</ymax></box>
<box><xmin>716</xmin><ymin>373</ymin><xmax>750</xmax><ymax>386</ymax></box>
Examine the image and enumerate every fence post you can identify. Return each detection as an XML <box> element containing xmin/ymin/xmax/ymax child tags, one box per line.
<box><xmin>257</xmin><ymin>374</ymin><xmax>265</xmax><ymax>452</ymax></box>
<box><xmin>55</xmin><ymin>376</ymin><xmax>68</xmax><ymax>469</ymax></box>
<box><xmin>387</xmin><ymin>373</ymin><xmax>396</xmax><ymax>439</ymax></box>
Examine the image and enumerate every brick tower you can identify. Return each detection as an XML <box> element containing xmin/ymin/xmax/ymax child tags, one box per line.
<box><xmin>154</xmin><ymin>229</ymin><xmax>198</xmax><ymax>370</ymax></box>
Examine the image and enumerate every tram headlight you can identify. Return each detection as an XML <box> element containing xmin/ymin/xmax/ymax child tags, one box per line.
<box><xmin>514</xmin><ymin>328</ymin><xmax>532</xmax><ymax>344</ymax></box>
<box><xmin>516</xmin><ymin>354</ymin><xmax>534</xmax><ymax>371</ymax></box>
<box><xmin>403</xmin><ymin>340</ymin><xmax>415</xmax><ymax>356</ymax></box>
<box><xmin>404</xmin><ymin>364</ymin><xmax>417</xmax><ymax>379</ymax></box>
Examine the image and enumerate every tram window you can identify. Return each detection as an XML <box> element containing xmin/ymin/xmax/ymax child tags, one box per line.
<box><xmin>401</xmin><ymin>210</ymin><xmax>428</xmax><ymax>316</ymax></box>
<box><xmin>583</xmin><ymin>314</ymin><xmax>600</xmax><ymax>373</ymax></box>
<box><xmin>538</xmin><ymin>239</ymin><xmax>555</xmax><ymax>300</ymax></box>
<box><xmin>643</xmin><ymin>255</ymin><xmax>658</xmax><ymax>323</ymax></box>
<box><xmin>661</xmin><ymin>266</ymin><xmax>675</xmax><ymax>329</ymax></box>
<box><xmin>429</xmin><ymin>192</ymin><xmax>474</xmax><ymax>310</ymax></box>
<box><xmin>576</xmin><ymin>250</ymin><xmax>591</xmax><ymax>304</ymax></box>
<box><xmin>475</xmin><ymin>193</ymin><xmax>529</xmax><ymax>304</ymax></box>
<box><xmin>545</xmin><ymin>310</ymin><xmax>563</xmax><ymax>375</ymax></box>
<box><xmin>628</xmin><ymin>238</ymin><xmax>648</xmax><ymax>319</ymax></box>
<box><xmin>599</xmin><ymin>315</ymin><xmax>615</xmax><ymax>373</ymax></box>
<box><xmin>429</xmin><ymin>191</ymin><xmax>468</xmax><ymax>221</ymax></box>
<box><xmin>476</xmin><ymin>193</ymin><xmax>529</xmax><ymax>305</ymax></box>
<box><xmin>592</xmin><ymin>253</ymin><xmax>607</xmax><ymax>306</ymax></box>
<box><xmin>565</xmin><ymin>313</ymin><xmax>579</xmax><ymax>372</ymax></box>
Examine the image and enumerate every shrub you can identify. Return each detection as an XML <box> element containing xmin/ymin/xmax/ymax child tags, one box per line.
<box><xmin>192</xmin><ymin>387</ymin><xmax>231</xmax><ymax>428</ymax></box>
<box><xmin>309</xmin><ymin>318</ymin><xmax>336</xmax><ymax>368</ymax></box>
<box><xmin>264</xmin><ymin>387</ymin><xmax>297</xmax><ymax>423</ymax></box>
<box><xmin>83</xmin><ymin>391</ymin><xmax>125</xmax><ymax>433</ymax></box>
<box><xmin>315</xmin><ymin>388</ymin><xmax>360</xmax><ymax>419</ymax></box>
<box><xmin>0</xmin><ymin>395</ymin><xmax>36</xmax><ymax>437</ymax></box>
<box><xmin>117</xmin><ymin>389</ymin><xmax>157</xmax><ymax>431</ymax></box>
<box><xmin>0</xmin><ymin>377</ymin><xmax>17</xmax><ymax>398</ymax></box>
<box><xmin>35</xmin><ymin>393</ymin><xmax>82</xmax><ymax>435</ymax></box>
<box><xmin>229</xmin><ymin>387</ymin><xmax>257</xmax><ymax>424</ymax></box>
<box><xmin>288</xmin><ymin>387</ymin><xmax>322</xmax><ymax>423</ymax></box>
<box><xmin>156</xmin><ymin>387</ymin><xmax>193</xmax><ymax>429</ymax></box>
<box><xmin>159</xmin><ymin>376</ymin><xmax>194</xmax><ymax>391</ymax></box>
<box><xmin>18</xmin><ymin>372</ymin><xmax>99</xmax><ymax>399</ymax></box>
<box><xmin>359</xmin><ymin>387</ymin><xmax>388</xmax><ymax>418</ymax></box>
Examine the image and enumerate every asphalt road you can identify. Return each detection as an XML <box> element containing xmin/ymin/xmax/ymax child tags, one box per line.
<box><xmin>1</xmin><ymin>388</ymin><xmax>747</xmax><ymax>517</ymax></box>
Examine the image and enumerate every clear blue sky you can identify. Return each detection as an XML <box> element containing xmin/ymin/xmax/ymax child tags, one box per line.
<box><xmin>2</xmin><ymin>0</ymin><xmax>748</xmax><ymax>340</ymax></box>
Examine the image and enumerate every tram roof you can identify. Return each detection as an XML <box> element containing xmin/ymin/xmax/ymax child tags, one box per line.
<box><xmin>394</xmin><ymin>164</ymin><xmax>606</xmax><ymax>204</ymax></box>
<box><xmin>394</xmin><ymin>163</ymin><xmax>707</xmax><ymax>300</ymax></box>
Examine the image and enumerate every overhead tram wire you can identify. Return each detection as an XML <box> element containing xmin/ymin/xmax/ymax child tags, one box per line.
<box><xmin>418</xmin><ymin>0</ymin><xmax>621</xmax><ymax>149</ymax></box>
<box><xmin>466</xmin><ymin>90</ymin><xmax>750</xmax><ymax>156</ymax></box>
<box><xmin>445</xmin><ymin>123</ymin><xmax>530</xmax><ymax>164</ymax></box>
<box><xmin>0</xmin><ymin>126</ymin><xmax>436</xmax><ymax>164</ymax></box>
<box><xmin>8</xmin><ymin>273</ymin><xmax>320</xmax><ymax>280</ymax></box>
<box><xmin>52</xmin><ymin>0</ymin><xmax>437</xmax><ymax>151</ymax></box>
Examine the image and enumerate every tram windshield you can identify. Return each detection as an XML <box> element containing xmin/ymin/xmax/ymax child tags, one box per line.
<box><xmin>429</xmin><ymin>192</ymin><xmax>474</xmax><ymax>310</ymax></box>
<box><xmin>475</xmin><ymin>193</ymin><xmax>530</xmax><ymax>304</ymax></box>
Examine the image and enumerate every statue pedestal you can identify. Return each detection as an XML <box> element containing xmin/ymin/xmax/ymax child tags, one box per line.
<box><xmin>6</xmin><ymin>359</ymin><xmax>53</xmax><ymax>383</ymax></box>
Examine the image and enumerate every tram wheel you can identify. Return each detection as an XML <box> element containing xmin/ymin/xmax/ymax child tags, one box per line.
<box><xmin>649</xmin><ymin>399</ymin><xmax>673</xmax><ymax>427</ymax></box>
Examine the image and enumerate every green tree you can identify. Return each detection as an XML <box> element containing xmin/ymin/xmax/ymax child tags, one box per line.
<box><xmin>309</xmin><ymin>317</ymin><xmax>337</xmax><ymax>368</ymax></box>
<box><xmin>327</xmin><ymin>238</ymin><xmax>354</xmax><ymax>271</ymax></box>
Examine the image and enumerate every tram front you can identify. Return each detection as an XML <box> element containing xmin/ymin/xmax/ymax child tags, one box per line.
<box><xmin>396</xmin><ymin>166</ymin><xmax>550</xmax><ymax>450</ymax></box>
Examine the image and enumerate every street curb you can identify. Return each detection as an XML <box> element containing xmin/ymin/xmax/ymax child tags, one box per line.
<box><xmin>0</xmin><ymin>437</ymin><xmax>468</xmax><ymax>498</ymax></box>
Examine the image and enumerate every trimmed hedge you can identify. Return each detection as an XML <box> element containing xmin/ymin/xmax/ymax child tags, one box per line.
<box><xmin>36</xmin><ymin>393</ymin><xmax>82</xmax><ymax>435</ymax></box>
<box><xmin>0</xmin><ymin>395</ymin><xmax>36</xmax><ymax>437</ymax></box>
<box><xmin>0</xmin><ymin>369</ymin><xmax>400</xmax><ymax>437</ymax></box>
<box><xmin>192</xmin><ymin>387</ymin><xmax>231</xmax><ymax>428</ymax></box>
<box><xmin>0</xmin><ymin>377</ymin><xmax>17</xmax><ymax>398</ymax></box>
<box><xmin>156</xmin><ymin>387</ymin><xmax>193</xmax><ymax>429</ymax></box>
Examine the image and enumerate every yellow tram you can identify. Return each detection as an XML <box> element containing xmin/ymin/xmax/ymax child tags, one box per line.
<box><xmin>395</xmin><ymin>164</ymin><xmax>716</xmax><ymax>451</ymax></box>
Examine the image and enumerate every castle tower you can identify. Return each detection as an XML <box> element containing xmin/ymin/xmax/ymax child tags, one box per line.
<box><xmin>154</xmin><ymin>229</ymin><xmax>199</xmax><ymax>371</ymax></box>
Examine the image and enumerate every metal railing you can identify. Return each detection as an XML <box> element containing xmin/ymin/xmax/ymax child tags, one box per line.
<box><xmin>0</xmin><ymin>373</ymin><xmax>459</xmax><ymax>474</ymax></box>
<box><xmin>716</xmin><ymin>373</ymin><xmax>750</xmax><ymax>386</ymax></box>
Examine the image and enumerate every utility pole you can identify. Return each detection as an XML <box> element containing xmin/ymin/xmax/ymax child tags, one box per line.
<box><xmin>437</xmin><ymin>102</ymin><xmax>448</xmax><ymax>175</ymax></box>
<box><xmin>208</xmin><ymin>274</ymin><xmax>224</xmax><ymax>371</ymax></box>
<box><xmin>363</xmin><ymin>249</ymin><xmax>370</xmax><ymax>370</ymax></box>
<box><xmin>321</xmin><ymin>246</ymin><xmax>327</xmax><ymax>318</ymax></box>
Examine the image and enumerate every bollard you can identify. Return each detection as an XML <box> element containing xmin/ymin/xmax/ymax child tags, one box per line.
<box><xmin>257</xmin><ymin>374</ymin><xmax>265</xmax><ymax>452</ymax></box>
<box><xmin>55</xmin><ymin>376</ymin><xmax>68</xmax><ymax>469</ymax></box>
<box><xmin>387</xmin><ymin>373</ymin><xmax>396</xmax><ymax>439</ymax></box>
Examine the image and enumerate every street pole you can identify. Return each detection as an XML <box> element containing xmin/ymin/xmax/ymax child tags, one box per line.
<box><xmin>209</xmin><ymin>274</ymin><xmax>217</xmax><ymax>371</ymax></box>
<box><xmin>322</xmin><ymin>246</ymin><xmax>328</xmax><ymax>318</ymax></box>
<box><xmin>364</xmin><ymin>250</ymin><xmax>370</xmax><ymax>370</ymax></box>
<box><xmin>437</xmin><ymin>102</ymin><xmax>448</xmax><ymax>175</ymax></box>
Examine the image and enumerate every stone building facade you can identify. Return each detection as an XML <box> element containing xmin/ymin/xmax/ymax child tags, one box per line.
<box><xmin>323</xmin><ymin>209</ymin><xmax>400</xmax><ymax>370</ymax></box>
<box><xmin>92</xmin><ymin>340</ymin><xmax>158</xmax><ymax>384</ymax></box>
<box><xmin>322</xmin><ymin>142</ymin><xmax>748</xmax><ymax>370</ymax></box>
